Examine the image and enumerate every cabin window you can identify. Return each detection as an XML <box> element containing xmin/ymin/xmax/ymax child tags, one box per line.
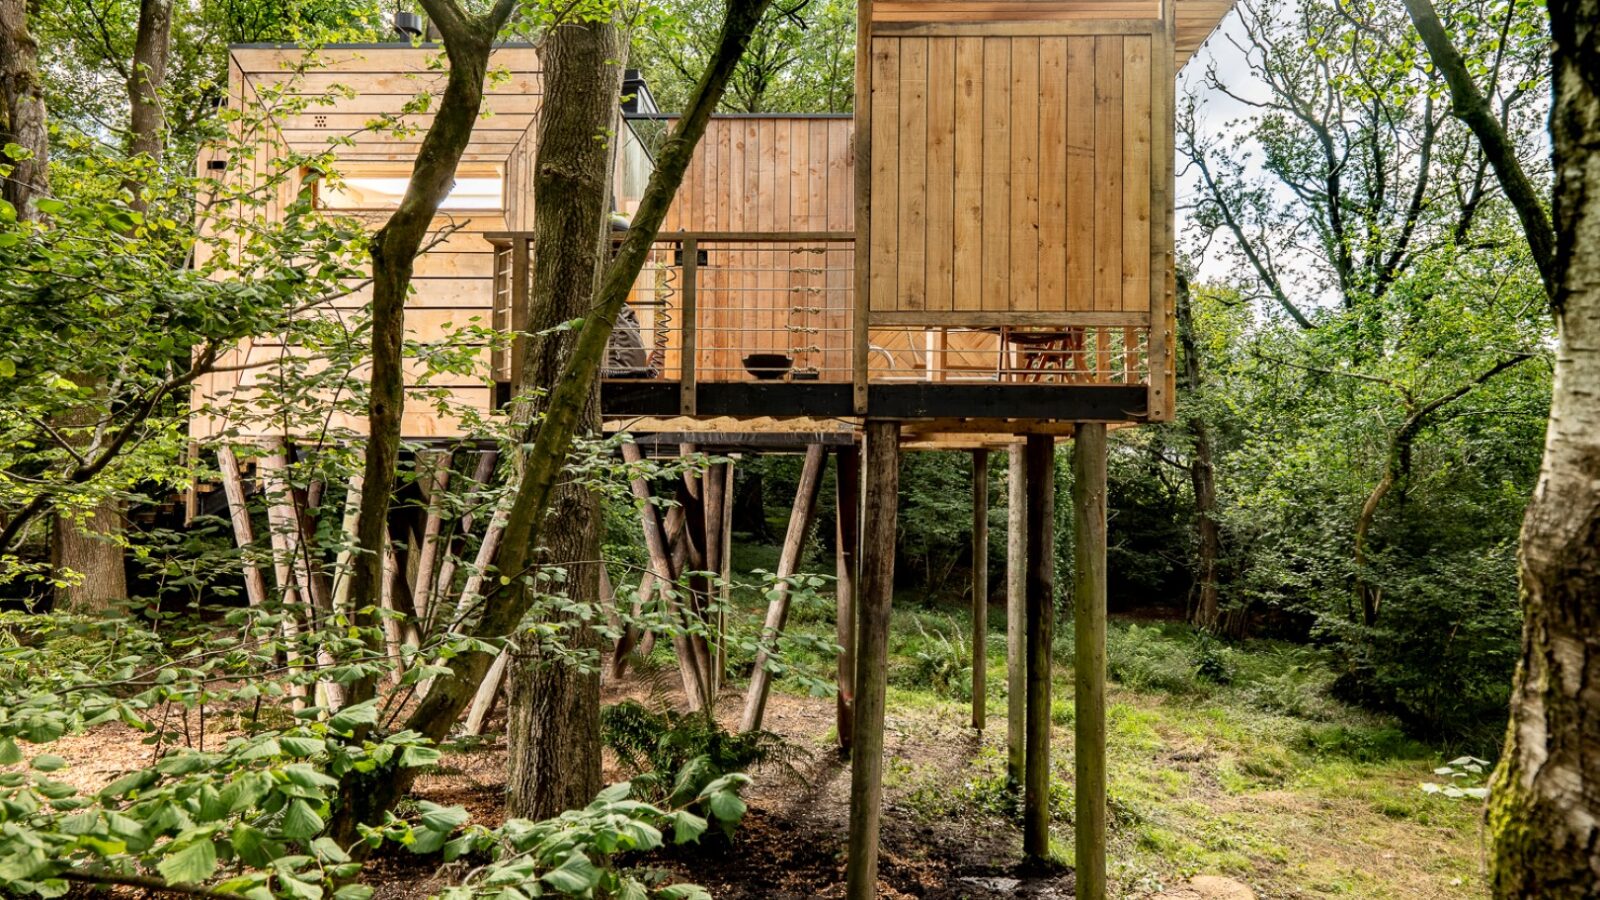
<box><xmin>318</xmin><ymin>169</ymin><xmax>504</xmax><ymax>210</ymax></box>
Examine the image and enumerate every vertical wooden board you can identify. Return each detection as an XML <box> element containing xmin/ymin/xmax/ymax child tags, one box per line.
<box><xmin>761</xmin><ymin>119</ymin><xmax>780</xmax><ymax>232</ymax></box>
<box><xmin>1009</xmin><ymin>37</ymin><xmax>1041</xmax><ymax>312</ymax></box>
<box><xmin>1038</xmin><ymin>38</ymin><xmax>1069</xmax><ymax>313</ymax></box>
<box><xmin>1122</xmin><ymin>36</ymin><xmax>1151</xmax><ymax>315</ymax></box>
<box><xmin>769</xmin><ymin>119</ymin><xmax>787</xmax><ymax>353</ymax></box>
<box><xmin>809</xmin><ymin>120</ymin><xmax>829</xmax><ymax>230</ymax></box>
<box><xmin>897</xmin><ymin>38</ymin><xmax>929</xmax><ymax>312</ymax></box>
<box><xmin>717</xmin><ymin>122</ymin><xmax>734</xmax><ymax>231</ymax></box>
<box><xmin>708</xmin><ymin>121</ymin><xmax>724</xmax><ymax>229</ymax></box>
<box><xmin>953</xmin><ymin>37</ymin><xmax>985</xmax><ymax>312</ymax></box>
<box><xmin>746</xmin><ymin>120</ymin><xmax>766</xmax><ymax>352</ymax></box>
<box><xmin>1066</xmin><ymin>37</ymin><xmax>1095</xmax><ymax>312</ymax></box>
<box><xmin>869</xmin><ymin>38</ymin><xmax>901</xmax><ymax>313</ymax></box>
<box><xmin>1093</xmin><ymin>36</ymin><xmax>1124</xmax><ymax>314</ymax></box>
<box><xmin>792</xmin><ymin>119</ymin><xmax>810</xmax><ymax>229</ymax></box>
<box><xmin>981</xmin><ymin>37</ymin><xmax>1011</xmax><ymax>312</ymax></box>
<box><xmin>925</xmin><ymin>39</ymin><xmax>957</xmax><ymax>312</ymax></box>
<box><xmin>830</xmin><ymin>119</ymin><xmax>853</xmax><ymax>230</ymax></box>
<box><xmin>829</xmin><ymin>119</ymin><xmax>853</xmax><ymax>375</ymax></box>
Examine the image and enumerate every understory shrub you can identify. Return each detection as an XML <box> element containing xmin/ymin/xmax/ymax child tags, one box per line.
<box><xmin>600</xmin><ymin>701</ymin><xmax>798</xmax><ymax>806</ymax></box>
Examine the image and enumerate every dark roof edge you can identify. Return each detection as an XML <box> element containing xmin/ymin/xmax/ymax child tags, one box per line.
<box><xmin>624</xmin><ymin>112</ymin><xmax>854</xmax><ymax>120</ymax></box>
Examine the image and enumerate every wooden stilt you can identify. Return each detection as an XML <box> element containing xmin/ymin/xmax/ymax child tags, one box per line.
<box><xmin>216</xmin><ymin>446</ymin><xmax>269</xmax><ymax>608</ymax></box>
<box><xmin>845</xmin><ymin>421</ymin><xmax>899</xmax><ymax>900</ymax></box>
<box><xmin>704</xmin><ymin>459</ymin><xmax>730</xmax><ymax>694</ymax></box>
<box><xmin>449</xmin><ymin>494</ymin><xmax>509</xmax><ymax>629</ymax></box>
<box><xmin>717</xmin><ymin>460</ymin><xmax>735</xmax><ymax>690</ymax></box>
<box><xmin>429</xmin><ymin>449</ymin><xmax>497</xmax><ymax>632</ymax></box>
<box><xmin>620</xmin><ymin>441</ymin><xmax>709</xmax><ymax>710</ymax></box>
<box><xmin>739</xmin><ymin>443</ymin><xmax>828</xmax><ymax>733</ymax></box>
<box><xmin>379</xmin><ymin>546</ymin><xmax>408</xmax><ymax>685</ymax></box>
<box><xmin>258</xmin><ymin>443</ymin><xmax>311</xmax><ymax>709</ymax></box>
<box><xmin>410</xmin><ymin>450</ymin><xmax>454</xmax><ymax>630</ymax></box>
<box><xmin>1006</xmin><ymin>443</ymin><xmax>1027</xmax><ymax>785</ymax></box>
<box><xmin>598</xmin><ymin>558</ymin><xmax>621</xmax><ymax>639</ymax></box>
<box><xmin>834</xmin><ymin>443</ymin><xmax>861</xmax><ymax>753</ymax></box>
<box><xmin>676</xmin><ymin>451</ymin><xmax>716</xmax><ymax>696</ymax></box>
<box><xmin>971</xmin><ymin>449</ymin><xmax>990</xmax><ymax>731</ymax></box>
<box><xmin>1073</xmin><ymin>423</ymin><xmax>1109</xmax><ymax>899</ymax></box>
<box><xmin>1023</xmin><ymin>433</ymin><xmax>1056</xmax><ymax>862</ymax></box>
<box><xmin>464</xmin><ymin>648</ymin><xmax>510</xmax><ymax>736</ymax></box>
<box><xmin>330</xmin><ymin>451</ymin><xmax>366</xmax><ymax>614</ymax></box>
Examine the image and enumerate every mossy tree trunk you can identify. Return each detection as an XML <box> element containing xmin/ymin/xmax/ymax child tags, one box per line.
<box><xmin>330</xmin><ymin>0</ymin><xmax>776</xmax><ymax>840</ymax></box>
<box><xmin>1488</xmin><ymin>0</ymin><xmax>1600</xmax><ymax>892</ymax></box>
<box><xmin>505</xmin><ymin>16</ymin><xmax>627</xmax><ymax>822</ymax></box>
<box><xmin>343</xmin><ymin>0</ymin><xmax>519</xmax><ymax>709</ymax></box>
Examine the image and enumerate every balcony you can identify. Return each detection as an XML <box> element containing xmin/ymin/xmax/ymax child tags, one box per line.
<box><xmin>488</xmin><ymin>231</ymin><xmax>1157</xmax><ymax>423</ymax></box>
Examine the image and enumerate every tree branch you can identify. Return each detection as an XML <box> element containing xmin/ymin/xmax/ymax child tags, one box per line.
<box><xmin>1402</xmin><ymin>0</ymin><xmax>1555</xmax><ymax>296</ymax></box>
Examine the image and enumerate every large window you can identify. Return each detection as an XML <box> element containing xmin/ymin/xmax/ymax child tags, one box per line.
<box><xmin>318</xmin><ymin>167</ymin><xmax>503</xmax><ymax>210</ymax></box>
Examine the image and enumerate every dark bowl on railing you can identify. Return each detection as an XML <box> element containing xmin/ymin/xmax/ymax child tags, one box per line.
<box><xmin>742</xmin><ymin>353</ymin><xmax>794</xmax><ymax>380</ymax></box>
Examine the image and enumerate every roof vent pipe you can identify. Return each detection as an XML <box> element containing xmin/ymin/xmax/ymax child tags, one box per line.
<box><xmin>394</xmin><ymin>11</ymin><xmax>424</xmax><ymax>39</ymax></box>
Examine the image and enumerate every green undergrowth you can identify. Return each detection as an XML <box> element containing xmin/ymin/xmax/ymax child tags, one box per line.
<box><xmin>727</xmin><ymin>549</ymin><xmax>1489</xmax><ymax>898</ymax></box>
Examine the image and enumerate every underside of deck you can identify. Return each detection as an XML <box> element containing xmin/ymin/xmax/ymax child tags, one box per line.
<box><xmin>595</xmin><ymin>379</ymin><xmax>1149</xmax><ymax>421</ymax></box>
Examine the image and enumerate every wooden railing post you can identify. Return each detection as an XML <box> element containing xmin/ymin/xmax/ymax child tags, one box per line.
<box><xmin>510</xmin><ymin>235</ymin><xmax>530</xmax><ymax>386</ymax></box>
<box><xmin>680</xmin><ymin>237</ymin><xmax>698</xmax><ymax>415</ymax></box>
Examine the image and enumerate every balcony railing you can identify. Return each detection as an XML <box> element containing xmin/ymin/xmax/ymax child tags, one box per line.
<box><xmin>487</xmin><ymin>230</ymin><xmax>1151</xmax><ymax>407</ymax></box>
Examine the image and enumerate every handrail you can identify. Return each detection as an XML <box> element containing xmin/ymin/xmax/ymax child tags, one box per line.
<box><xmin>484</xmin><ymin>230</ymin><xmax>855</xmax><ymax>245</ymax></box>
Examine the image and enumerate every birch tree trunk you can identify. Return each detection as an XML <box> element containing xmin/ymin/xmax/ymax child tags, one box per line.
<box><xmin>505</xmin><ymin>17</ymin><xmax>627</xmax><ymax>821</ymax></box>
<box><xmin>1487</xmin><ymin>0</ymin><xmax>1600</xmax><ymax>892</ymax></box>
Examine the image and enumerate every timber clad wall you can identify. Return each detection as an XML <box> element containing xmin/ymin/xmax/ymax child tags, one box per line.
<box><xmin>662</xmin><ymin>117</ymin><xmax>855</xmax><ymax>233</ymax></box>
<box><xmin>866</xmin><ymin>33</ymin><xmax>1155</xmax><ymax>316</ymax></box>
<box><xmin>661</xmin><ymin>117</ymin><xmax>857</xmax><ymax>379</ymax></box>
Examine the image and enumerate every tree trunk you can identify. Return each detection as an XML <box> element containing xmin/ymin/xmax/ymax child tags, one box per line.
<box><xmin>344</xmin><ymin>0</ymin><xmax>519</xmax><ymax>708</ymax></box>
<box><xmin>331</xmin><ymin>0</ymin><xmax>776</xmax><ymax>842</ymax></box>
<box><xmin>1401</xmin><ymin>0</ymin><xmax>1555</xmax><ymax>295</ymax></box>
<box><xmin>505</xmin><ymin>16</ymin><xmax>626</xmax><ymax>822</ymax></box>
<box><xmin>50</xmin><ymin>508</ymin><xmax>127</xmax><ymax>614</ymax></box>
<box><xmin>126</xmin><ymin>0</ymin><xmax>172</xmax><ymax>166</ymax></box>
<box><xmin>0</xmin><ymin>0</ymin><xmax>48</xmax><ymax>217</ymax></box>
<box><xmin>1488</xmin><ymin>0</ymin><xmax>1600</xmax><ymax>892</ymax></box>
<box><xmin>1176</xmin><ymin>273</ymin><xmax>1221</xmax><ymax>631</ymax></box>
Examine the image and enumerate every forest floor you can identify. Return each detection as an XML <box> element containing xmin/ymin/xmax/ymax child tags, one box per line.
<box><xmin>385</xmin><ymin>606</ymin><xmax>1488</xmax><ymax>899</ymax></box>
<box><xmin>26</xmin><ymin>555</ymin><xmax>1490</xmax><ymax>899</ymax></box>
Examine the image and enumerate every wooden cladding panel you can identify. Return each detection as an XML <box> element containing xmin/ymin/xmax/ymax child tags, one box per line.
<box><xmin>872</xmin><ymin>0</ymin><xmax>1160</xmax><ymax>22</ymax></box>
<box><xmin>660</xmin><ymin>117</ymin><xmax>854</xmax><ymax>232</ymax></box>
<box><xmin>867</xmin><ymin>32</ymin><xmax>1159</xmax><ymax>317</ymax></box>
<box><xmin>655</xmin><ymin>118</ymin><xmax>856</xmax><ymax>383</ymax></box>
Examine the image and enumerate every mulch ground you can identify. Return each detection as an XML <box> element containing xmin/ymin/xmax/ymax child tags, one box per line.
<box><xmin>28</xmin><ymin>675</ymin><xmax>1075</xmax><ymax>899</ymax></box>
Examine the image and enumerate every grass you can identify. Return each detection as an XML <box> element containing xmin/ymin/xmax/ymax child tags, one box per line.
<box><xmin>720</xmin><ymin>539</ymin><xmax>1490</xmax><ymax>898</ymax></box>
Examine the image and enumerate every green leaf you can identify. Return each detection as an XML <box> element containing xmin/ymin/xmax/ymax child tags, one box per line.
<box><xmin>417</xmin><ymin>801</ymin><xmax>469</xmax><ymax>834</ymax></box>
<box><xmin>657</xmin><ymin>885</ymin><xmax>712</xmax><ymax>900</ymax></box>
<box><xmin>328</xmin><ymin>701</ymin><xmax>379</xmax><ymax>734</ymax></box>
<box><xmin>398</xmin><ymin>744</ymin><xmax>441</xmax><ymax>768</ymax></box>
<box><xmin>540</xmin><ymin>851</ymin><xmax>600</xmax><ymax>894</ymax></box>
<box><xmin>333</xmin><ymin>886</ymin><xmax>373</xmax><ymax>900</ymax></box>
<box><xmin>671</xmin><ymin>811</ymin><xmax>707</xmax><ymax>844</ymax></box>
<box><xmin>0</xmin><ymin>738</ymin><xmax>19</xmax><ymax>765</ymax></box>
<box><xmin>309</xmin><ymin>837</ymin><xmax>350</xmax><ymax>863</ymax></box>
<box><xmin>707</xmin><ymin>790</ymin><xmax>746</xmax><ymax>823</ymax></box>
<box><xmin>30</xmin><ymin>754</ymin><xmax>66</xmax><ymax>772</ymax></box>
<box><xmin>157</xmin><ymin>840</ymin><xmax>218</xmax><ymax>885</ymax></box>
<box><xmin>279</xmin><ymin>737</ymin><xmax>326</xmax><ymax>758</ymax></box>
<box><xmin>281</xmin><ymin>799</ymin><xmax>325</xmax><ymax>840</ymax></box>
<box><xmin>276</xmin><ymin>874</ymin><xmax>324</xmax><ymax>900</ymax></box>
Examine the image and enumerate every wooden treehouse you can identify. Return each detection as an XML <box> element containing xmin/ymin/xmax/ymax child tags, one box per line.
<box><xmin>197</xmin><ymin>0</ymin><xmax>1233</xmax><ymax>894</ymax></box>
